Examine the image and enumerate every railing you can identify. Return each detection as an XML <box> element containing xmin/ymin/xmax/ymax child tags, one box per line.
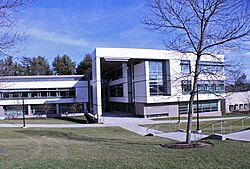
<box><xmin>200</xmin><ymin>120</ymin><xmax>223</xmax><ymax>134</ymax></box>
<box><xmin>200</xmin><ymin>116</ymin><xmax>250</xmax><ymax>135</ymax></box>
<box><xmin>146</xmin><ymin>122</ymin><xmax>180</xmax><ymax>135</ymax></box>
<box><xmin>223</xmin><ymin>116</ymin><xmax>249</xmax><ymax>134</ymax></box>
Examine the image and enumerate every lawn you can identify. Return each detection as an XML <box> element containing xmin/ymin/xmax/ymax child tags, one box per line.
<box><xmin>0</xmin><ymin>116</ymin><xmax>89</xmax><ymax>124</ymax></box>
<box><xmin>0</xmin><ymin>127</ymin><xmax>249</xmax><ymax>169</ymax></box>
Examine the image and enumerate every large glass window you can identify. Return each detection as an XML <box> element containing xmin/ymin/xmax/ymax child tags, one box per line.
<box><xmin>149</xmin><ymin>61</ymin><xmax>171</xmax><ymax>96</ymax></box>
<box><xmin>181</xmin><ymin>100</ymin><xmax>218</xmax><ymax>114</ymax></box>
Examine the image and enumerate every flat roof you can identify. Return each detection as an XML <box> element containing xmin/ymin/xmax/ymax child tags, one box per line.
<box><xmin>0</xmin><ymin>75</ymin><xmax>85</xmax><ymax>82</ymax></box>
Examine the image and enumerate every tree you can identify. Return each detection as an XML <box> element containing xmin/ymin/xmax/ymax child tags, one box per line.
<box><xmin>3</xmin><ymin>56</ymin><xmax>14</xmax><ymax>76</ymax></box>
<box><xmin>13</xmin><ymin>62</ymin><xmax>24</xmax><ymax>76</ymax></box>
<box><xmin>143</xmin><ymin>0</ymin><xmax>250</xmax><ymax>144</ymax></box>
<box><xmin>30</xmin><ymin>56</ymin><xmax>52</xmax><ymax>75</ymax></box>
<box><xmin>0</xmin><ymin>56</ymin><xmax>21</xmax><ymax>76</ymax></box>
<box><xmin>52</xmin><ymin>55</ymin><xmax>75</xmax><ymax>75</ymax></box>
<box><xmin>0</xmin><ymin>0</ymin><xmax>33</xmax><ymax>55</ymax></box>
<box><xmin>21</xmin><ymin>56</ymin><xmax>31</xmax><ymax>76</ymax></box>
<box><xmin>226</xmin><ymin>73</ymin><xmax>250</xmax><ymax>92</ymax></box>
<box><xmin>76</xmin><ymin>54</ymin><xmax>92</xmax><ymax>78</ymax></box>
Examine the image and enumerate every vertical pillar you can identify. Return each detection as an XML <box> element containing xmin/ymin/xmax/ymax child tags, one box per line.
<box><xmin>0</xmin><ymin>106</ymin><xmax>5</xmax><ymax>116</ymax></box>
<box><xmin>84</xmin><ymin>103</ymin><xmax>87</xmax><ymax>113</ymax></box>
<box><xmin>56</xmin><ymin>104</ymin><xmax>60</xmax><ymax>114</ymax></box>
<box><xmin>28</xmin><ymin>105</ymin><xmax>32</xmax><ymax>115</ymax></box>
<box><xmin>92</xmin><ymin>55</ymin><xmax>102</xmax><ymax>123</ymax></box>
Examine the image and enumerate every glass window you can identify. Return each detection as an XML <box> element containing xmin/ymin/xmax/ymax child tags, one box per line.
<box><xmin>181</xmin><ymin>80</ymin><xmax>191</xmax><ymax>94</ymax></box>
<box><xmin>149</xmin><ymin>61</ymin><xmax>171</xmax><ymax>96</ymax></box>
<box><xmin>110</xmin><ymin>84</ymin><xmax>123</xmax><ymax>97</ymax></box>
<box><xmin>180</xmin><ymin>60</ymin><xmax>191</xmax><ymax>74</ymax></box>
<box><xmin>181</xmin><ymin>100</ymin><xmax>218</xmax><ymax>114</ymax></box>
<box><xmin>108</xmin><ymin>66</ymin><xmax>123</xmax><ymax>81</ymax></box>
<box><xmin>199</xmin><ymin>61</ymin><xmax>223</xmax><ymax>74</ymax></box>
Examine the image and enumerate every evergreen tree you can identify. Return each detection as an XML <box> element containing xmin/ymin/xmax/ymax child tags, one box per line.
<box><xmin>30</xmin><ymin>56</ymin><xmax>52</xmax><ymax>75</ymax></box>
<box><xmin>52</xmin><ymin>55</ymin><xmax>75</xmax><ymax>75</ymax></box>
<box><xmin>21</xmin><ymin>56</ymin><xmax>31</xmax><ymax>76</ymax></box>
<box><xmin>4</xmin><ymin>56</ymin><xmax>14</xmax><ymax>76</ymax></box>
<box><xmin>13</xmin><ymin>62</ymin><xmax>24</xmax><ymax>76</ymax></box>
<box><xmin>76</xmin><ymin>54</ymin><xmax>92</xmax><ymax>77</ymax></box>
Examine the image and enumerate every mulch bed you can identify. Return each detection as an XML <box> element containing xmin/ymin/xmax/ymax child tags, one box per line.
<box><xmin>160</xmin><ymin>142</ymin><xmax>213</xmax><ymax>149</ymax></box>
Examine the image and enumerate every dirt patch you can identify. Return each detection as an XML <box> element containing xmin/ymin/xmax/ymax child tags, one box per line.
<box><xmin>160</xmin><ymin>142</ymin><xmax>213</xmax><ymax>149</ymax></box>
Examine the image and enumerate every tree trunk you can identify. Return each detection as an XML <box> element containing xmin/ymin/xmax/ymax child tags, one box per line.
<box><xmin>186</xmin><ymin>54</ymin><xmax>201</xmax><ymax>144</ymax></box>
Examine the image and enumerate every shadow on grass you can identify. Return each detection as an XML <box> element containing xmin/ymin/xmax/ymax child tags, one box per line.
<box><xmin>15</xmin><ymin>129</ymin><xmax>158</xmax><ymax>146</ymax></box>
<box><xmin>53</xmin><ymin>117</ymin><xmax>90</xmax><ymax>124</ymax></box>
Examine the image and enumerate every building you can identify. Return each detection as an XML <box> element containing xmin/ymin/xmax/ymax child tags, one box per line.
<box><xmin>0</xmin><ymin>48</ymin><xmax>226</xmax><ymax>121</ymax></box>
<box><xmin>92</xmin><ymin>48</ymin><xmax>225</xmax><ymax>122</ymax></box>
<box><xmin>0</xmin><ymin>75</ymin><xmax>89</xmax><ymax>117</ymax></box>
<box><xmin>226</xmin><ymin>91</ymin><xmax>250</xmax><ymax>112</ymax></box>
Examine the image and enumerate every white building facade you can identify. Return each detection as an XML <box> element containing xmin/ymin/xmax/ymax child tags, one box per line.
<box><xmin>0</xmin><ymin>48</ymin><xmax>226</xmax><ymax>120</ymax></box>
<box><xmin>92</xmin><ymin>48</ymin><xmax>225</xmax><ymax>122</ymax></box>
<box><xmin>226</xmin><ymin>91</ymin><xmax>250</xmax><ymax>112</ymax></box>
<box><xmin>0</xmin><ymin>75</ymin><xmax>89</xmax><ymax>117</ymax></box>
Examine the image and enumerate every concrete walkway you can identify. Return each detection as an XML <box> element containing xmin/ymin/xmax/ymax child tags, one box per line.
<box><xmin>0</xmin><ymin>114</ymin><xmax>249</xmax><ymax>142</ymax></box>
<box><xmin>225</xmin><ymin>129</ymin><xmax>250</xmax><ymax>142</ymax></box>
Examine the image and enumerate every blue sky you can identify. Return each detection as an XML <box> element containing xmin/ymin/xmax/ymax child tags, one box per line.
<box><xmin>16</xmin><ymin>0</ymin><xmax>250</xmax><ymax>78</ymax></box>
<box><xmin>17</xmin><ymin>0</ymin><xmax>163</xmax><ymax>63</ymax></box>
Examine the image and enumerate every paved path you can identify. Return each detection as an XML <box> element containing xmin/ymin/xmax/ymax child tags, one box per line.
<box><xmin>225</xmin><ymin>129</ymin><xmax>250</xmax><ymax>142</ymax></box>
<box><xmin>0</xmin><ymin>114</ymin><xmax>249</xmax><ymax>142</ymax></box>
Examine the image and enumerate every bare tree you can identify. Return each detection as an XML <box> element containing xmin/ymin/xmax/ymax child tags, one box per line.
<box><xmin>0</xmin><ymin>0</ymin><xmax>32</xmax><ymax>55</ymax></box>
<box><xmin>143</xmin><ymin>0</ymin><xmax>250</xmax><ymax>144</ymax></box>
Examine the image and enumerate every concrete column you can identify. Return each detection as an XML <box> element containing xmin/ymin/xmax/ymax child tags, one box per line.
<box><xmin>92</xmin><ymin>55</ymin><xmax>102</xmax><ymax>123</ymax></box>
<box><xmin>28</xmin><ymin>105</ymin><xmax>32</xmax><ymax>115</ymax></box>
<box><xmin>56</xmin><ymin>104</ymin><xmax>60</xmax><ymax>114</ymax></box>
<box><xmin>0</xmin><ymin>106</ymin><xmax>5</xmax><ymax>117</ymax></box>
<box><xmin>84</xmin><ymin>103</ymin><xmax>87</xmax><ymax>113</ymax></box>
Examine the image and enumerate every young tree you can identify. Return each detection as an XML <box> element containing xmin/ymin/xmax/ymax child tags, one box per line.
<box><xmin>143</xmin><ymin>0</ymin><xmax>250</xmax><ymax>144</ymax></box>
<box><xmin>30</xmin><ymin>56</ymin><xmax>52</xmax><ymax>75</ymax></box>
<box><xmin>52</xmin><ymin>55</ymin><xmax>75</xmax><ymax>75</ymax></box>
<box><xmin>76</xmin><ymin>54</ymin><xmax>92</xmax><ymax>78</ymax></box>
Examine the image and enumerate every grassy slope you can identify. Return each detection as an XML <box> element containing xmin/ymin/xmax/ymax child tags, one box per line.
<box><xmin>0</xmin><ymin>127</ymin><xmax>249</xmax><ymax>169</ymax></box>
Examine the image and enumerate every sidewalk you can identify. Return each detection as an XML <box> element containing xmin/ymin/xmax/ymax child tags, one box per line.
<box><xmin>0</xmin><ymin>115</ymin><xmax>249</xmax><ymax>142</ymax></box>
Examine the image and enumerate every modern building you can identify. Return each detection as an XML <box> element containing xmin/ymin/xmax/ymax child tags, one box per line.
<box><xmin>92</xmin><ymin>48</ymin><xmax>225</xmax><ymax>122</ymax></box>
<box><xmin>0</xmin><ymin>48</ymin><xmax>226</xmax><ymax>121</ymax></box>
<box><xmin>0</xmin><ymin>75</ymin><xmax>89</xmax><ymax>117</ymax></box>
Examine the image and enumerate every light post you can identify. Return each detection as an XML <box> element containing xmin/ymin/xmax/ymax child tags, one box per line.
<box><xmin>22</xmin><ymin>97</ymin><xmax>26</xmax><ymax>128</ymax></box>
<box><xmin>177</xmin><ymin>96</ymin><xmax>180</xmax><ymax>131</ymax></box>
<box><xmin>196</xmin><ymin>84</ymin><xmax>200</xmax><ymax>133</ymax></box>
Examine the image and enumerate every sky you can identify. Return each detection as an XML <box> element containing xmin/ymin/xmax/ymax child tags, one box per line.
<box><xmin>16</xmin><ymin>0</ymin><xmax>250</xmax><ymax>78</ymax></box>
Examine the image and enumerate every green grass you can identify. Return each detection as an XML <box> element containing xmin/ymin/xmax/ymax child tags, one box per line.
<box><xmin>0</xmin><ymin>127</ymin><xmax>249</xmax><ymax>169</ymax></box>
<box><xmin>0</xmin><ymin>116</ymin><xmax>89</xmax><ymax>124</ymax></box>
<box><xmin>143</xmin><ymin>118</ymin><xmax>250</xmax><ymax>135</ymax></box>
<box><xmin>152</xmin><ymin>114</ymin><xmax>250</xmax><ymax>121</ymax></box>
